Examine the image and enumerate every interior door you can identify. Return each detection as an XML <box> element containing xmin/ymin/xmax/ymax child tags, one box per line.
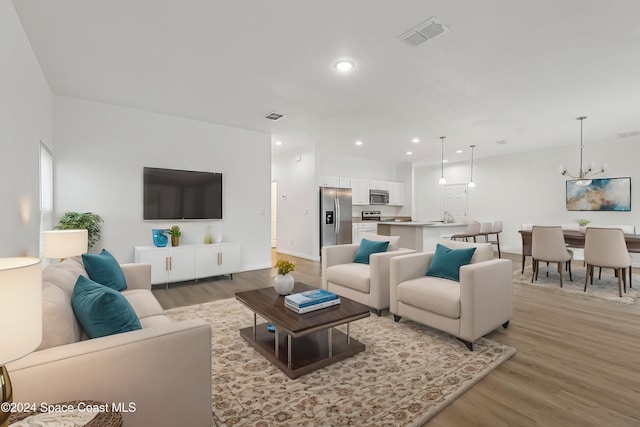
<box><xmin>443</xmin><ymin>184</ymin><xmax>468</xmax><ymax>223</ymax></box>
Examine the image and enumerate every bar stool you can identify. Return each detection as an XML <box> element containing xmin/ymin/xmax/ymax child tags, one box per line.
<box><xmin>450</xmin><ymin>222</ymin><xmax>481</xmax><ymax>242</ymax></box>
<box><xmin>487</xmin><ymin>221</ymin><xmax>503</xmax><ymax>258</ymax></box>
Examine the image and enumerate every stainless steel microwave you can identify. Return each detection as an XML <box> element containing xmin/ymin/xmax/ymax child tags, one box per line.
<box><xmin>369</xmin><ymin>189</ymin><xmax>389</xmax><ymax>205</ymax></box>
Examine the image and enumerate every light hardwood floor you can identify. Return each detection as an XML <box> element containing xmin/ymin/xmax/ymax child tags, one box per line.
<box><xmin>152</xmin><ymin>252</ymin><xmax>640</xmax><ymax>426</ymax></box>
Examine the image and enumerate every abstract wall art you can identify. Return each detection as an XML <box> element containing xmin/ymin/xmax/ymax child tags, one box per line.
<box><xmin>566</xmin><ymin>177</ymin><xmax>631</xmax><ymax>211</ymax></box>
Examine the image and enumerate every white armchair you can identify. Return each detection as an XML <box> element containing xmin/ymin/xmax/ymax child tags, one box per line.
<box><xmin>322</xmin><ymin>233</ymin><xmax>415</xmax><ymax>315</ymax></box>
<box><xmin>389</xmin><ymin>240</ymin><xmax>513</xmax><ymax>350</ymax></box>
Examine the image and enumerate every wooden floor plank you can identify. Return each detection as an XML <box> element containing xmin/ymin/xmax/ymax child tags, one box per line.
<box><xmin>152</xmin><ymin>251</ymin><xmax>640</xmax><ymax>426</ymax></box>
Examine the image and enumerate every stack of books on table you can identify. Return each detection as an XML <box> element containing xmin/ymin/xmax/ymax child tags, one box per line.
<box><xmin>284</xmin><ymin>289</ymin><xmax>340</xmax><ymax>314</ymax></box>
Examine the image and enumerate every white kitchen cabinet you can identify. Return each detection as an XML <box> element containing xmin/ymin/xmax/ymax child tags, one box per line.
<box><xmin>339</xmin><ymin>177</ymin><xmax>351</xmax><ymax>188</ymax></box>
<box><xmin>351</xmin><ymin>178</ymin><xmax>370</xmax><ymax>205</ymax></box>
<box><xmin>369</xmin><ymin>180</ymin><xmax>388</xmax><ymax>191</ymax></box>
<box><xmin>388</xmin><ymin>182</ymin><xmax>405</xmax><ymax>206</ymax></box>
<box><xmin>319</xmin><ymin>175</ymin><xmax>340</xmax><ymax>187</ymax></box>
<box><xmin>353</xmin><ymin>222</ymin><xmax>378</xmax><ymax>243</ymax></box>
<box><xmin>134</xmin><ymin>243</ymin><xmax>241</xmax><ymax>285</ymax></box>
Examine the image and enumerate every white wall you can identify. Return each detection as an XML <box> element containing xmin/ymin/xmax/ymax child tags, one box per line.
<box><xmin>413</xmin><ymin>137</ymin><xmax>640</xmax><ymax>253</ymax></box>
<box><xmin>53</xmin><ymin>96</ymin><xmax>272</xmax><ymax>270</ymax></box>
<box><xmin>272</xmin><ymin>145</ymin><xmax>318</xmax><ymax>260</ymax></box>
<box><xmin>0</xmin><ymin>0</ymin><xmax>53</xmax><ymax>257</ymax></box>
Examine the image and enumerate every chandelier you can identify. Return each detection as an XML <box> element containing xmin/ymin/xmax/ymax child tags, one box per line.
<box><xmin>438</xmin><ymin>136</ymin><xmax>446</xmax><ymax>184</ymax></box>
<box><xmin>559</xmin><ymin>116</ymin><xmax>607</xmax><ymax>187</ymax></box>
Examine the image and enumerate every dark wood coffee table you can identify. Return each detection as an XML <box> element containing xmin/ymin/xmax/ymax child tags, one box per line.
<box><xmin>235</xmin><ymin>282</ymin><xmax>370</xmax><ymax>379</ymax></box>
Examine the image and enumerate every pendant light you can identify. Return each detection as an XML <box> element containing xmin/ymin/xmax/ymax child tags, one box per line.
<box><xmin>558</xmin><ymin>116</ymin><xmax>607</xmax><ymax>187</ymax></box>
<box><xmin>438</xmin><ymin>136</ymin><xmax>447</xmax><ymax>184</ymax></box>
<box><xmin>468</xmin><ymin>144</ymin><xmax>476</xmax><ymax>188</ymax></box>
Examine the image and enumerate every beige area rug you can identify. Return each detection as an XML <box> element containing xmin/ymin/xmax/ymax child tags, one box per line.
<box><xmin>166</xmin><ymin>298</ymin><xmax>516</xmax><ymax>427</ymax></box>
<box><xmin>514</xmin><ymin>265</ymin><xmax>640</xmax><ymax>304</ymax></box>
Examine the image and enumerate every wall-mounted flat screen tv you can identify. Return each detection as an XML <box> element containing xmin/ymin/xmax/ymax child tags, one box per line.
<box><xmin>143</xmin><ymin>167</ymin><xmax>223</xmax><ymax>220</ymax></box>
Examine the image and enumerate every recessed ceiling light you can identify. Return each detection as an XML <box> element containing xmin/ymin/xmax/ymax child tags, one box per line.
<box><xmin>275</xmin><ymin>141</ymin><xmax>283</xmax><ymax>146</ymax></box>
<box><xmin>443</xmin><ymin>159</ymin><xmax>448</xmax><ymax>163</ymax></box>
<box><xmin>496</xmin><ymin>140</ymin><xmax>510</xmax><ymax>145</ymax></box>
<box><xmin>412</xmin><ymin>138</ymin><xmax>420</xmax><ymax>143</ymax></box>
<box><xmin>456</xmin><ymin>149</ymin><xmax>463</xmax><ymax>154</ymax></box>
<box><xmin>334</xmin><ymin>60</ymin><xmax>355</xmax><ymax>72</ymax></box>
<box><xmin>406</xmin><ymin>151</ymin><xmax>413</xmax><ymax>155</ymax></box>
<box><xmin>355</xmin><ymin>140</ymin><xmax>363</xmax><ymax>146</ymax></box>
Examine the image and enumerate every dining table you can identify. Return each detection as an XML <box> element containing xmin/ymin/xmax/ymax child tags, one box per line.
<box><xmin>518</xmin><ymin>229</ymin><xmax>640</xmax><ymax>274</ymax></box>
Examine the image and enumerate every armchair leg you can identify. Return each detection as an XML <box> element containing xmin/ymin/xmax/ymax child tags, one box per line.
<box><xmin>393</xmin><ymin>315</ymin><xmax>401</xmax><ymax>322</ymax></box>
<box><xmin>502</xmin><ymin>320</ymin><xmax>510</xmax><ymax>329</ymax></box>
<box><xmin>374</xmin><ymin>309</ymin><xmax>382</xmax><ymax>317</ymax></box>
<box><xmin>457</xmin><ymin>338</ymin><xmax>474</xmax><ymax>351</ymax></box>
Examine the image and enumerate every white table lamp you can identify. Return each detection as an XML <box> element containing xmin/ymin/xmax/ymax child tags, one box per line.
<box><xmin>0</xmin><ymin>257</ymin><xmax>42</xmax><ymax>427</ymax></box>
<box><xmin>42</xmin><ymin>229</ymin><xmax>88</xmax><ymax>259</ymax></box>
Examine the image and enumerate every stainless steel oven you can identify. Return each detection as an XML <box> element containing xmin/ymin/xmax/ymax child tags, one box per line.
<box><xmin>369</xmin><ymin>189</ymin><xmax>389</xmax><ymax>205</ymax></box>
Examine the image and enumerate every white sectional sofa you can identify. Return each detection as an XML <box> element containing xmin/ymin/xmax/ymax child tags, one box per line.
<box><xmin>7</xmin><ymin>257</ymin><xmax>212</xmax><ymax>426</ymax></box>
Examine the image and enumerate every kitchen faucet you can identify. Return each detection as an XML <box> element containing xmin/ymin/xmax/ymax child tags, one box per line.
<box><xmin>443</xmin><ymin>211</ymin><xmax>454</xmax><ymax>224</ymax></box>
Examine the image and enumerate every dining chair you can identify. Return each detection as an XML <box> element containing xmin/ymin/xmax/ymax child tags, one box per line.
<box><xmin>531</xmin><ymin>226</ymin><xmax>573</xmax><ymax>287</ymax></box>
<box><xmin>486</xmin><ymin>221</ymin><xmax>503</xmax><ymax>258</ymax></box>
<box><xmin>583</xmin><ymin>227</ymin><xmax>631</xmax><ymax>297</ymax></box>
<box><xmin>450</xmin><ymin>222</ymin><xmax>481</xmax><ymax>242</ymax></box>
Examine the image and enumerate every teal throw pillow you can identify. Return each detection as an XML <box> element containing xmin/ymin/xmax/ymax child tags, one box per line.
<box><xmin>82</xmin><ymin>249</ymin><xmax>127</xmax><ymax>291</ymax></box>
<box><xmin>353</xmin><ymin>238</ymin><xmax>390</xmax><ymax>264</ymax></box>
<box><xmin>72</xmin><ymin>275</ymin><xmax>141</xmax><ymax>339</ymax></box>
<box><xmin>426</xmin><ymin>243</ymin><xmax>477</xmax><ymax>282</ymax></box>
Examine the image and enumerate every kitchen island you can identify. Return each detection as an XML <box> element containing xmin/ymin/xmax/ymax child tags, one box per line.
<box><xmin>377</xmin><ymin>221</ymin><xmax>468</xmax><ymax>251</ymax></box>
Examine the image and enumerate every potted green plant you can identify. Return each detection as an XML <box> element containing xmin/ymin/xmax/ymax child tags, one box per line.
<box><xmin>273</xmin><ymin>259</ymin><xmax>295</xmax><ymax>295</ymax></box>
<box><xmin>168</xmin><ymin>225</ymin><xmax>182</xmax><ymax>246</ymax></box>
<box><xmin>57</xmin><ymin>212</ymin><xmax>103</xmax><ymax>250</ymax></box>
<box><xmin>576</xmin><ymin>219</ymin><xmax>591</xmax><ymax>232</ymax></box>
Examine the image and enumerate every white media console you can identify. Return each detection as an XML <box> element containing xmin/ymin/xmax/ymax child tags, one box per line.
<box><xmin>134</xmin><ymin>242</ymin><xmax>241</xmax><ymax>286</ymax></box>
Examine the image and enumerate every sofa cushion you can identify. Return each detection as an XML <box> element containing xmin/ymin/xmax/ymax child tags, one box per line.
<box><xmin>72</xmin><ymin>275</ymin><xmax>142</xmax><ymax>338</ymax></box>
<box><xmin>326</xmin><ymin>263</ymin><xmax>371</xmax><ymax>293</ymax></box>
<box><xmin>121</xmin><ymin>289</ymin><xmax>166</xmax><ymax>320</ymax></box>
<box><xmin>353</xmin><ymin>239</ymin><xmax>389</xmax><ymax>264</ymax></box>
<box><xmin>82</xmin><ymin>249</ymin><xmax>127</xmax><ymax>291</ymax></box>
<box><xmin>426</xmin><ymin>243</ymin><xmax>476</xmax><ymax>281</ymax></box>
<box><xmin>43</xmin><ymin>257</ymin><xmax>87</xmax><ymax>298</ymax></box>
<box><xmin>38</xmin><ymin>282</ymin><xmax>83</xmax><ymax>350</ymax></box>
<box><xmin>398</xmin><ymin>276</ymin><xmax>461</xmax><ymax>318</ymax></box>
<box><xmin>360</xmin><ymin>232</ymin><xmax>401</xmax><ymax>251</ymax></box>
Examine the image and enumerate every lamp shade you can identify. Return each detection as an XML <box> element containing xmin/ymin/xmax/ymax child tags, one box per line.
<box><xmin>0</xmin><ymin>257</ymin><xmax>42</xmax><ymax>365</ymax></box>
<box><xmin>42</xmin><ymin>229</ymin><xmax>88</xmax><ymax>258</ymax></box>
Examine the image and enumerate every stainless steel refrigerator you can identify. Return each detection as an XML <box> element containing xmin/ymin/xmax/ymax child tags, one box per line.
<box><xmin>319</xmin><ymin>187</ymin><xmax>352</xmax><ymax>255</ymax></box>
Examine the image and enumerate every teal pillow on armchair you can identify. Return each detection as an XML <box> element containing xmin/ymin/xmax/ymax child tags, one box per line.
<box><xmin>353</xmin><ymin>238</ymin><xmax>390</xmax><ymax>264</ymax></box>
<box><xmin>426</xmin><ymin>243</ymin><xmax>477</xmax><ymax>282</ymax></box>
<box><xmin>72</xmin><ymin>275</ymin><xmax>141</xmax><ymax>339</ymax></box>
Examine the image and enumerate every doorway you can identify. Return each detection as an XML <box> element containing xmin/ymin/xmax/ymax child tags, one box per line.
<box><xmin>442</xmin><ymin>183</ymin><xmax>468</xmax><ymax>223</ymax></box>
<box><xmin>271</xmin><ymin>181</ymin><xmax>277</xmax><ymax>248</ymax></box>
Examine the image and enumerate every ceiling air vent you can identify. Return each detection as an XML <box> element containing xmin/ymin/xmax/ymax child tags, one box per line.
<box><xmin>265</xmin><ymin>112</ymin><xmax>285</xmax><ymax>121</ymax></box>
<box><xmin>398</xmin><ymin>17</ymin><xmax>449</xmax><ymax>47</ymax></box>
<box><xmin>618</xmin><ymin>130</ymin><xmax>640</xmax><ymax>138</ymax></box>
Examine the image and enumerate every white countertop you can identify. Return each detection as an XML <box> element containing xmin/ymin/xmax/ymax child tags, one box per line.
<box><xmin>377</xmin><ymin>221</ymin><xmax>467</xmax><ymax>227</ymax></box>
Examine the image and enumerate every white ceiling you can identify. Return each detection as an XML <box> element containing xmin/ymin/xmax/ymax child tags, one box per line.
<box><xmin>12</xmin><ymin>0</ymin><xmax>640</xmax><ymax>164</ymax></box>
